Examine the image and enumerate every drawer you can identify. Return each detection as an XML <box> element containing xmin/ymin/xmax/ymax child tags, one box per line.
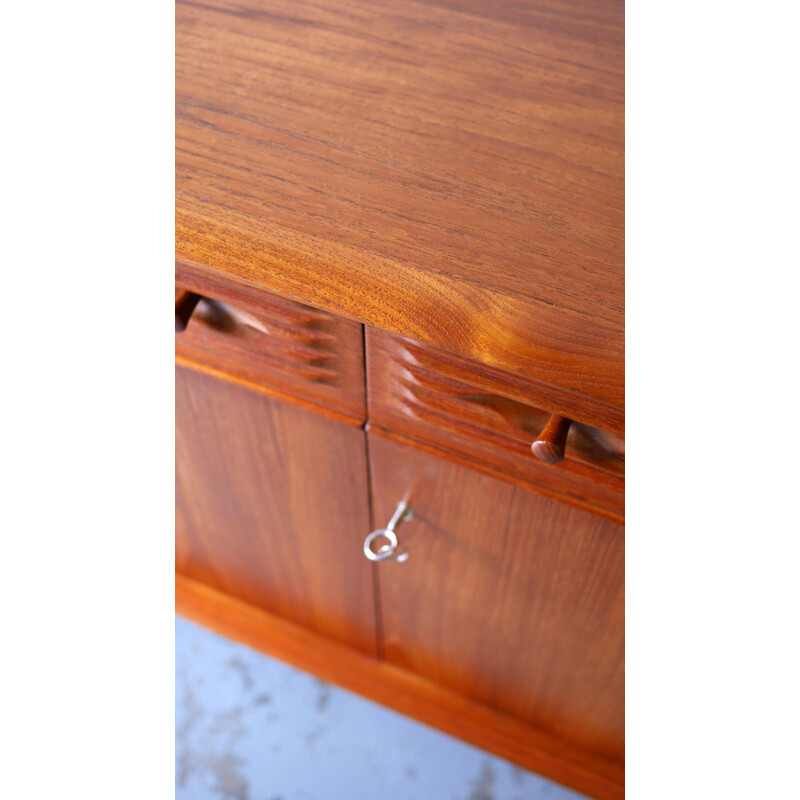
<box><xmin>175</xmin><ymin>275</ymin><xmax>365</xmax><ymax>423</ymax></box>
<box><xmin>366</xmin><ymin>328</ymin><xmax>624</xmax><ymax>520</ymax></box>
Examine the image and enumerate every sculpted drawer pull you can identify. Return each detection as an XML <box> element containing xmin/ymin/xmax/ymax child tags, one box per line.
<box><xmin>175</xmin><ymin>290</ymin><xmax>203</xmax><ymax>333</ymax></box>
<box><xmin>531</xmin><ymin>414</ymin><xmax>573</xmax><ymax>464</ymax></box>
<box><xmin>363</xmin><ymin>501</ymin><xmax>413</xmax><ymax>563</ymax></box>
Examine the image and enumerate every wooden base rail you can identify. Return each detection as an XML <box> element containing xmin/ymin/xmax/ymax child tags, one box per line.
<box><xmin>176</xmin><ymin>574</ymin><xmax>624</xmax><ymax>800</ymax></box>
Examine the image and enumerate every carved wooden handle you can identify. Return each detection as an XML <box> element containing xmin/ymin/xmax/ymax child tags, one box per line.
<box><xmin>531</xmin><ymin>415</ymin><xmax>573</xmax><ymax>464</ymax></box>
<box><xmin>175</xmin><ymin>291</ymin><xmax>202</xmax><ymax>333</ymax></box>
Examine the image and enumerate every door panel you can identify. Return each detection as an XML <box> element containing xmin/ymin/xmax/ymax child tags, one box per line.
<box><xmin>176</xmin><ymin>365</ymin><xmax>376</xmax><ymax>656</ymax></box>
<box><xmin>368</xmin><ymin>432</ymin><xmax>624</xmax><ymax>764</ymax></box>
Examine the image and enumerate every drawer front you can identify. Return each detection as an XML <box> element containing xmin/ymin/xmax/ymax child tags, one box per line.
<box><xmin>175</xmin><ymin>274</ymin><xmax>365</xmax><ymax>422</ymax></box>
<box><xmin>366</xmin><ymin>328</ymin><xmax>624</xmax><ymax>520</ymax></box>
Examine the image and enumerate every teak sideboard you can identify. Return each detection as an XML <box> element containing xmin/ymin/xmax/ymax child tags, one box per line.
<box><xmin>175</xmin><ymin>1</ymin><xmax>624</xmax><ymax>798</ymax></box>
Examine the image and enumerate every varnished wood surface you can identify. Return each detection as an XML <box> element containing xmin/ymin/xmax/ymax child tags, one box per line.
<box><xmin>176</xmin><ymin>0</ymin><xmax>624</xmax><ymax>426</ymax></box>
<box><xmin>176</xmin><ymin>271</ymin><xmax>366</xmax><ymax>422</ymax></box>
<box><xmin>368</xmin><ymin>434</ymin><xmax>624</xmax><ymax>767</ymax></box>
<box><xmin>177</xmin><ymin>573</ymin><xmax>625</xmax><ymax>800</ymax></box>
<box><xmin>366</xmin><ymin>328</ymin><xmax>624</xmax><ymax>519</ymax></box>
<box><xmin>176</xmin><ymin>365</ymin><xmax>376</xmax><ymax>655</ymax></box>
<box><xmin>532</xmin><ymin>414</ymin><xmax>572</xmax><ymax>464</ymax></box>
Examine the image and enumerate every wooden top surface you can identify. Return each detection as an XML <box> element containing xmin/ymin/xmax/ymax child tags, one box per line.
<box><xmin>176</xmin><ymin>0</ymin><xmax>624</xmax><ymax>426</ymax></box>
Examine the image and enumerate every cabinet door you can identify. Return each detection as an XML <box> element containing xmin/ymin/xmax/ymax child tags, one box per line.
<box><xmin>367</xmin><ymin>433</ymin><xmax>624</xmax><ymax>764</ymax></box>
<box><xmin>176</xmin><ymin>365</ymin><xmax>376</xmax><ymax>656</ymax></box>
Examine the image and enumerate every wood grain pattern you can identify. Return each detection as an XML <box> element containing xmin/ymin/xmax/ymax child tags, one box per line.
<box><xmin>176</xmin><ymin>271</ymin><xmax>366</xmax><ymax>422</ymax></box>
<box><xmin>368</xmin><ymin>433</ymin><xmax>624</xmax><ymax>768</ymax></box>
<box><xmin>177</xmin><ymin>573</ymin><xmax>625</xmax><ymax>800</ymax></box>
<box><xmin>366</xmin><ymin>327</ymin><xmax>624</xmax><ymax>520</ymax></box>
<box><xmin>176</xmin><ymin>0</ymin><xmax>624</xmax><ymax>426</ymax></box>
<box><xmin>176</xmin><ymin>365</ymin><xmax>376</xmax><ymax>655</ymax></box>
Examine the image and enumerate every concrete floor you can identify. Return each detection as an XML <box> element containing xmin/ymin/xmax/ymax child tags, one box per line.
<box><xmin>176</xmin><ymin>616</ymin><xmax>587</xmax><ymax>800</ymax></box>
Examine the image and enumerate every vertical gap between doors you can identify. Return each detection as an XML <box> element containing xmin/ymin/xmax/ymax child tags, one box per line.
<box><xmin>361</xmin><ymin>324</ymin><xmax>385</xmax><ymax>660</ymax></box>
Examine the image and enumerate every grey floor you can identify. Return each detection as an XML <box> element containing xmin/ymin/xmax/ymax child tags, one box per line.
<box><xmin>176</xmin><ymin>616</ymin><xmax>587</xmax><ymax>800</ymax></box>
